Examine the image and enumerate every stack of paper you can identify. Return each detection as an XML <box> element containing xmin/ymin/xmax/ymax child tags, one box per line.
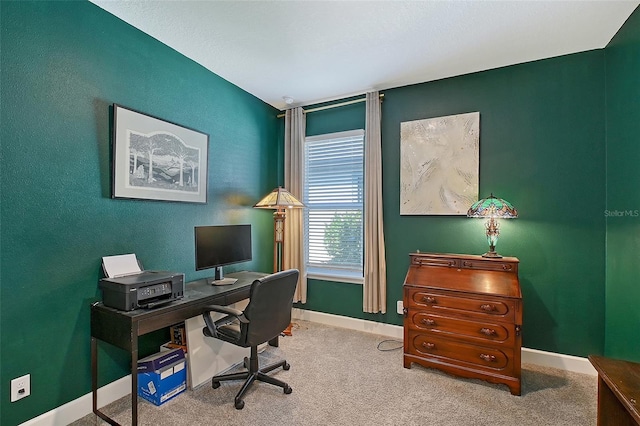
<box><xmin>102</xmin><ymin>253</ymin><xmax>142</xmax><ymax>278</ymax></box>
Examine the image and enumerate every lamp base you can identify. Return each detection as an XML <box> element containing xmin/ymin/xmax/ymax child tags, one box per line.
<box><xmin>482</xmin><ymin>251</ymin><xmax>503</xmax><ymax>258</ymax></box>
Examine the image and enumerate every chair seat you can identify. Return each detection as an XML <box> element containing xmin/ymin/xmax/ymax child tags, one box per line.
<box><xmin>201</xmin><ymin>269</ymin><xmax>299</xmax><ymax>409</ymax></box>
<box><xmin>204</xmin><ymin>317</ymin><xmax>242</xmax><ymax>343</ymax></box>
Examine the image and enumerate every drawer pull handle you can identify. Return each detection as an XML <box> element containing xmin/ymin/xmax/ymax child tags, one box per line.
<box><xmin>422</xmin><ymin>342</ymin><xmax>436</xmax><ymax>350</ymax></box>
<box><xmin>421</xmin><ymin>318</ymin><xmax>436</xmax><ymax>326</ymax></box>
<box><xmin>480</xmin><ymin>304</ymin><xmax>497</xmax><ymax>312</ymax></box>
<box><xmin>423</xmin><ymin>296</ymin><xmax>437</xmax><ymax>304</ymax></box>
<box><xmin>479</xmin><ymin>353</ymin><xmax>497</xmax><ymax>362</ymax></box>
<box><xmin>479</xmin><ymin>327</ymin><xmax>497</xmax><ymax>336</ymax></box>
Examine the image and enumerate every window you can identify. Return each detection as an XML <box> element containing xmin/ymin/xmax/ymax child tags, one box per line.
<box><xmin>303</xmin><ymin>130</ymin><xmax>364</xmax><ymax>283</ymax></box>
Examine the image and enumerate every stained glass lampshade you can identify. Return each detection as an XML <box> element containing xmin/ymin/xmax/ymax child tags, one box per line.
<box><xmin>253</xmin><ymin>187</ymin><xmax>305</xmax><ymax>272</ymax></box>
<box><xmin>253</xmin><ymin>187</ymin><xmax>305</xmax><ymax>210</ymax></box>
<box><xmin>467</xmin><ymin>194</ymin><xmax>518</xmax><ymax>258</ymax></box>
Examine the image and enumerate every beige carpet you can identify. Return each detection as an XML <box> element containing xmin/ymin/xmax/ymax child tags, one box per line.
<box><xmin>73</xmin><ymin>320</ymin><xmax>597</xmax><ymax>425</ymax></box>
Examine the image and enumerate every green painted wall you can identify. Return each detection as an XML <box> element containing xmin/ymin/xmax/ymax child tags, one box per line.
<box><xmin>0</xmin><ymin>2</ymin><xmax>279</xmax><ymax>424</ymax></box>
<box><xmin>605</xmin><ymin>7</ymin><xmax>640</xmax><ymax>361</ymax></box>
<box><xmin>386</xmin><ymin>53</ymin><xmax>607</xmax><ymax>358</ymax></box>
<box><xmin>299</xmin><ymin>53</ymin><xmax>608</xmax><ymax>357</ymax></box>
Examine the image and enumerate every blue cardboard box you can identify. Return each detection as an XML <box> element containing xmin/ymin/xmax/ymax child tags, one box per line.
<box><xmin>137</xmin><ymin>348</ymin><xmax>186</xmax><ymax>406</ymax></box>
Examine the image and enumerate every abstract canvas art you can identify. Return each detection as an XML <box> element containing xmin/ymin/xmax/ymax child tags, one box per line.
<box><xmin>400</xmin><ymin>112</ymin><xmax>479</xmax><ymax>215</ymax></box>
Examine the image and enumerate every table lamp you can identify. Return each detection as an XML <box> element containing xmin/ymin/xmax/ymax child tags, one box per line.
<box><xmin>253</xmin><ymin>186</ymin><xmax>305</xmax><ymax>272</ymax></box>
<box><xmin>467</xmin><ymin>194</ymin><xmax>518</xmax><ymax>258</ymax></box>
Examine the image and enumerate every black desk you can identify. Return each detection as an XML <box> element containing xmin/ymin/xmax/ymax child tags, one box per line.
<box><xmin>91</xmin><ymin>271</ymin><xmax>267</xmax><ymax>426</ymax></box>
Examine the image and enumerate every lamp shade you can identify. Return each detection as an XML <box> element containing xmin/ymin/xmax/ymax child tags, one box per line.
<box><xmin>467</xmin><ymin>194</ymin><xmax>518</xmax><ymax>219</ymax></box>
<box><xmin>253</xmin><ymin>186</ymin><xmax>305</xmax><ymax>210</ymax></box>
<box><xmin>467</xmin><ymin>194</ymin><xmax>517</xmax><ymax>258</ymax></box>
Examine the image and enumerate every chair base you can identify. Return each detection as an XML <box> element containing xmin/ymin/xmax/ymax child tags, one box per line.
<box><xmin>211</xmin><ymin>346</ymin><xmax>292</xmax><ymax>409</ymax></box>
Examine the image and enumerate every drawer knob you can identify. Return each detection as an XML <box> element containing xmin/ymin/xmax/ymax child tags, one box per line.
<box><xmin>422</xmin><ymin>342</ymin><xmax>436</xmax><ymax>350</ymax></box>
<box><xmin>421</xmin><ymin>318</ymin><xmax>436</xmax><ymax>326</ymax></box>
<box><xmin>479</xmin><ymin>327</ymin><xmax>497</xmax><ymax>336</ymax></box>
<box><xmin>423</xmin><ymin>296</ymin><xmax>437</xmax><ymax>304</ymax></box>
<box><xmin>479</xmin><ymin>353</ymin><xmax>497</xmax><ymax>362</ymax></box>
<box><xmin>480</xmin><ymin>304</ymin><xmax>497</xmax><ymax>312</ymax></box>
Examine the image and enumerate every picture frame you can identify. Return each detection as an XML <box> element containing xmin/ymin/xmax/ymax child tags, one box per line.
<box><xmin>111</xmin><ymin>104</ymin><xmax>209</xmax><ymax>203</ymax></box>
<box><xmin>400</xmin><ymin>111</ymin><xmax>479</xmax><ymax>215</ymax></box>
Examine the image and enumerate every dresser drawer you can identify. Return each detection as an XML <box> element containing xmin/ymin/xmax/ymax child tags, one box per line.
<box><xmin>407</xmin><ymin>331</ymin><xmax>514</xmax><ymax>373</ymax></box>
<box><xmin>407</xmin><ymin>288</ymin><xmax>516</xmax><ymax>323</ymax></box>
<box><xmin>408</xmin><ymin>312</ymin><xmax>515</xmax><ymax>345</ymax></box>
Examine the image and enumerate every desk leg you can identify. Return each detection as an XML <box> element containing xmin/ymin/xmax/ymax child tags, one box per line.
<box><xmin>91</xmin><ymin>338</ymin><xmax>120</xmax><ymax>426</ymax></box>
<box><xmin>131</xmin><ymin>334</ymin><xmax>138</xmax><ymax>426</ymax></box>
<box><xmin>91</xmin><ymin>337</ymin><xmax>98</xmax><ymax>414</ymax></box>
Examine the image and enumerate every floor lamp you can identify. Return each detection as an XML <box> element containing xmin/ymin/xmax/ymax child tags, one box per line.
<box><xmin>254</xmin><ymin>187</ymin><xmax>304</xmax><ymax>336</ymax></box>
<box><xmin>253</xmin><ymin>186</ymin><xmax>305</xmax><ymax>273</ymax></box>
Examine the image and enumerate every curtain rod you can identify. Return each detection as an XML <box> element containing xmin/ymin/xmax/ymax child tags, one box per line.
<box><xmin>276</xmin><ymin>93</ymin><xmax>384</xmax><ymax>118</ymax></box>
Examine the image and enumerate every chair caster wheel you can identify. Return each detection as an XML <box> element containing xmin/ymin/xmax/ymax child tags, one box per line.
<box><xmin>283</xmin><ymin>362</ymin><xmax>290</xmax><ymax>371</ymax></box>
<box><xmin>284</xmin><ymin>385</ymin><xmax>293</xmax><ymax>394</ymax></box>
<box><xmin>235</xmin><ymin>399</ymin><xmax>245</xmax><ymax>410</ymax></box>
<box><xmin>212</xmin><ymin>381</ymin><xmax>220</xmax><ymax>389</ymax></box>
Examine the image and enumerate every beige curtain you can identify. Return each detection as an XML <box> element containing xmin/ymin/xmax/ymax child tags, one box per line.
<box><xmin>363</xmin><ymin>91</ymin><xmax>387</xmax><ymax>313</ymax></box>
<box><xmin>284</xmin><ymin>107</ymin><xmax>307</xmax><ymax>303</ymax></box>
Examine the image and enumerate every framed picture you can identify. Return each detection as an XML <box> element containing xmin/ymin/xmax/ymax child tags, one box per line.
<box><xmin>400</xmin><ymin>112</ymin><xmax>479</xmax><ymax>215</ymax></box>
<box><xmin>111</xmin><ymin>104</ymin><xmax>209</xmax><ymax>203</ymax></box>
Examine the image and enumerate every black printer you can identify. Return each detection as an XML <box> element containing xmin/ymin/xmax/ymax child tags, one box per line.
<box><xmin>99</xmin><ymin>271</ymin><xmax>184</xmax><ymax>311</ymax></box>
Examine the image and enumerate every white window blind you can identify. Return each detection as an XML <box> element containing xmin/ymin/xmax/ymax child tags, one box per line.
<box><xmin>304</xmin><ymin>130</ymin><xmax>364</xmax><ymax>280</ymax></box>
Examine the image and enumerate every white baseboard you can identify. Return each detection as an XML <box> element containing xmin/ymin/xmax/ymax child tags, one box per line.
<box><xmin>291</xmin><ymin>308</ymin><xmax>597</xmax><ymax>376</ymax></box>
<box><xmin>20</xmin><ymin>376</ymin><xmax>131</xmax><ymax>426</ymax></box>
<box><xmin>292</xmin><ymin>308</ymin><xmax>404</xmax><ymax>339</ymax></box>
<box><xmin>21</xmin><ymin>309</ymin><xmax>596</xmax><ymax>425</ymax></box>
<box><xmin>521</xmin><ymin>347</ymin><xmax>596</xmax><ymax>375</ymax></box>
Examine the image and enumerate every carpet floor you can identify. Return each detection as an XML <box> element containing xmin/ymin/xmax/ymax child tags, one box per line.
<box><xmin>73</xmin><ymin>320</ymin><xmax>597</xmax><ymax>425</ymax></box>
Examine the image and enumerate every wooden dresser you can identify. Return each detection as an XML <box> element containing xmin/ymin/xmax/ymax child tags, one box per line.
<box><xmin>589</xmin><ymin>355</ymin><xmax>640</xmax><ymax>425</ymax></box>
<box><xmin>403</xmin><ymin>252</ymin><xmax>522</xmax><ymax>395</ymax></box>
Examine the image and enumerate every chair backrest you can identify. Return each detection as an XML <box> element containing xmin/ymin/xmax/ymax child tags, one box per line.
<box><xmin>242</xmin><ymin>269</ymin><xmax>299</xmax><ymax>347</ymax></box>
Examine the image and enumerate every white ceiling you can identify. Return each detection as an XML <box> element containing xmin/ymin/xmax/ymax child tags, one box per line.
<box><xmin>90</xmin><ymin>1</ymin><xmax>638</xmax><ymax>110</ymax></box>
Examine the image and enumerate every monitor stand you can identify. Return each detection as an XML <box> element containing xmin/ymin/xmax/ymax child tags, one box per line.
<box><xmin>209</xmin><ymin>277</ymin><xmax>237</xmax><ymax>286</ymax></box>
<box><xmin>208</xmin><ymin>266</ymin><xmax>238</xmax><ymax>286</ymax></box>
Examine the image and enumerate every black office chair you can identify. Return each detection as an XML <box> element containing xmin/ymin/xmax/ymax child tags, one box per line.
<box><xmin>201</xmin><ymin>269</ymin><xmax>299</xmax><ymax>409</ymax></box>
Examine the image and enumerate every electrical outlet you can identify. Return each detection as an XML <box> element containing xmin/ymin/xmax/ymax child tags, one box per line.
<box><xmin>396</xmin><ymin>300</ymin><xmax>404</xmax><ymax>315</ymax></box>
<box><xmin>10</xmin><ymin>374</ymin><xmax>30</xmax><ymax>402</ymax></box>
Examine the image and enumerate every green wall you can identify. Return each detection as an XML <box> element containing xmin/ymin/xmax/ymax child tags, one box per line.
<box><xmin>299</xmin><ymin>53</ymin><xmax>608</xmax><ymax>358</ymax></box>
<box><xmin>605</xmin><ymin>8</ymin><xmax>640</xmax><ymax>361</ymax></box>
<box><xmin>0</xmin><ymin>2</ymin><xmax>279</xmax><ymax>424</ymax></box>
<box><xmin>384</xmin><ymin>53</ymin><xmax>607</xmax><ymax>358</ymax></box>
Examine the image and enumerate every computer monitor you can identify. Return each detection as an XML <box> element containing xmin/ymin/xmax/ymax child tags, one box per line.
<box><xmin>194</xmin><ymin>224</ymin><xmax>252</xmax><ymax>284</ymax></box>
